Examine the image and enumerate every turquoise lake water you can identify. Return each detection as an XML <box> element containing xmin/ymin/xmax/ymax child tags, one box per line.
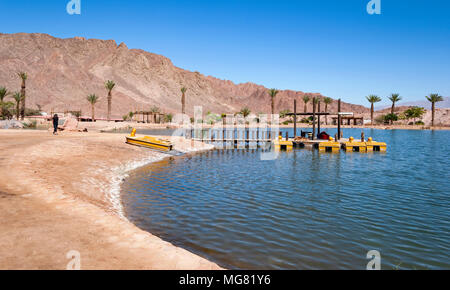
<box><xmin>122</xmin><ymin>128</ymin><xmax>450</xmax><ymax>269</ymax></box>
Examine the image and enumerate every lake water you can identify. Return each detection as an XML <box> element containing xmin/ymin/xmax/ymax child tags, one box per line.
<box><xmin>121</xmin><ymin>128</ymin><xmax>450</xmax><ymax>269</ymax></box>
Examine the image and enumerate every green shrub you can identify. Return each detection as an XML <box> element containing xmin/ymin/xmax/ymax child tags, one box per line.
<box><xmin>0</xmin><ymin>101</ymin><xmax>14</xmax><ymax>120</ymax></box>
<box><xmin>279</xmin><ymin>109</ymin><xmax>291</xmax><ymax>119</ymax></box>
<box><xmin>383</xmin><ymin>113</ymin><xmax>398</xmax><ymax>123</ymax></box>
<box><xmin>164</xmin><ymin>113</ymin><xmax>173</xmax><ymax>123</ymax></box>
<box><xmin>22</xmin><ymin>120</ymin><xmax>37</xmax><ymax>129</ymax></box>
<box><xmin>25</xmin><ymin>108</ymin><xmax>42</xmax><ymax>116</ymax></box>
<box><xmin>205</xmin><ymin>113</ymin><xmax>221</xmax><ymax>124</ymax></box>
<box><xmin>375</xmin><ymin>115</ymin><xmax>386</xmax><ymax>124</ymax></box>
<box><xmin>300</xmin><ymin>117</ymin><xmax>313</xmax><ymax>124</ymax></box>
<box><xmin>67</xmin><ymin>111</ymin><xmax>81</xmax><ymax>118</ymax></box>
<box><xmin>404</xmin><ymin>107</ymin><xmax>425</xmax><ymax>123</ymax></box>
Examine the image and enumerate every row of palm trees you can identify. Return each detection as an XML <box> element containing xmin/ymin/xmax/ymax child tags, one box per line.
<box><xmin>89</xmin><ymin>81</ymin><xmax>168</xmax><ymax>123</ymax></box>
<box><xmin>366</xmin><ymin>93</ymin><xmax>444</xmax><ymax>126</ymax></box>
<box><xmin>86</xmin><ymin>80</ymin><xmax>116</xmax><ymax>121</ymax></box>
<box><xmin>265</xmin><ymin>89</ymin><xmax>444</xmax><ymax>127</ymax></box>
<box><xmin>0</xmin><ymin>72</ymin><xmax>28</xmax><ymax>120</ymax></box>
<box><xmin>267</xmin><ymin>89</ymin><xmax>334</xmax><ymax>124</ymax></box>
<box><xmin>1</xmin><ymin>73</ymin><xmax>117</xmax><ymax>122</ymax></box>
<box><xmin>87</xmin><ymin>82</ymin><xmax>184</xmax><ymax>123</ymax></box>
<box><xmin>3</xmin><ymin>72</ymin><xmax>444</xmax><ymax>128</ymax></box>
<box><xmin>178</xmin><ymin>88</ymin><xmax>334</xmax><ymax>125</ymax></box>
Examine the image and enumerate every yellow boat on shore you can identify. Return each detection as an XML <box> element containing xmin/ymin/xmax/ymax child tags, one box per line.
<box><xmin>126</xmin><ymin>129</ymin><xmax>173</xmax><ymax>152</ymax></box>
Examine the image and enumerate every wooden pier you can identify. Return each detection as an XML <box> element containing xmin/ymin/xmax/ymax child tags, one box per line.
<box><xmin>183</xmin><ymin>98</ymin><xmax>385</xmax><ymax>152</ymax></box>
<box><xmin>186</xmin><ymin>127</ymin><xmax>378</xmax><ymax>152</ymax></box>
<box><xmin>187</xmin><ymin>127</ymin><xmax>278</xmax><ymax>149</ymax></box>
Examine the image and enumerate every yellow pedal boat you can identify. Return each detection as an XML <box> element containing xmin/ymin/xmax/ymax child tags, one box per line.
<box><xmin>126</xmin><ymin>129</ymin><xmax>173</xmax><ymax>152</ymax></box>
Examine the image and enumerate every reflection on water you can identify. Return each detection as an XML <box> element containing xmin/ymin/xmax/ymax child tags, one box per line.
<box><xmin>122</xmin><ymin>129</ymin><xmax>450</xmax><ymax>269</ymax></box>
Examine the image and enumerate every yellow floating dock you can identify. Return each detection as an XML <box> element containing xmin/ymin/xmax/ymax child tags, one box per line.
<box><xmin>342</xmin><ymin>137</ymin><xmax>367</xmax><ymax>153</ymax></box>
<box><xmin>365</xmin><ymin>137</ymin><xmax>387</xmax><ymax>152</ymax></box>
<box><xmin>126</xmin><ymin>129</ymin><xmax>173</xmax><ymax>152</ymax></box>
<box><xmin>273</xmin><ymin>136</ymin><xmax>293</xmax><ymax>151</ymax></box>
<box><xmin>318</xmin><ymin>137</ymin><xmax>341</xmax><ymax>153</ymax></box>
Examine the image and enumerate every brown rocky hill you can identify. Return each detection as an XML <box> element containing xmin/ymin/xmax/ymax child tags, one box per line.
<box><xmin>1</xmin><ymin>33</ymin><xmax>370</xmax><ymax>118</ymax></box>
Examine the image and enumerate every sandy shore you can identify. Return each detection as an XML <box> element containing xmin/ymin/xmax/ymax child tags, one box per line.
<box><xmin>0</xmin><ymin>129</ymin><xmax>221</xmax><ymax>270</ymax></box>
<box><xmin>25</xmin><ymin>117</ymin><xmax>450</xmax><ymax>133</ymax></box>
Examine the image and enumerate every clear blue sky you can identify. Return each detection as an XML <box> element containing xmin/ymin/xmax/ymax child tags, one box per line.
<box><xmin>1</xmin><ymin>0</ymin><xmax>449</xmax><ymax>106</ymax></box>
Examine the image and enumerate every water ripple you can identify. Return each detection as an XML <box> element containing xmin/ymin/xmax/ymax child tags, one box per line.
<box><xmin>122</xmin><ymin>129</ymin><xmax>450</xmax><ymax>269</ymax></box>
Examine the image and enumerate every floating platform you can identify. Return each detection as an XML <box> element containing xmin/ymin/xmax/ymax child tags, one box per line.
<box><xmin>365</xmin><ymin>138</ymin><xmax>387</xmax><ymax>152</ymax></box>
<box><xmin>318</xmin><ymin>138</ymin><xmax>341</xmax><ymax>153</ymax></box>
<box><xmin>189</xmin><ymin>133</ymin><xmax>386</xmax><ymax>153</ymax></box>
<box><xmin>273</xmin><ymin>137</ymin><xmax>293</xmax><ymax>151</ymax></box>
<box><xmin>342</xmin><ymin>137</ymin><xmax>367</xmax><ymax>153</ymax></box>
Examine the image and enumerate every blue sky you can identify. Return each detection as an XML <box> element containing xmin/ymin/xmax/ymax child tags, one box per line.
<box><xmin>1</xmin><ymin>0</ymin><xmax>449</xmax><ymax>106</ymax></box>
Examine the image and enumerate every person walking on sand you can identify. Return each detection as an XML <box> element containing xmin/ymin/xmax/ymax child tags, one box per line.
<box><xmin>52</xmin><ymin>114</ymin><xmax>59</xmax><ymax>135</ymax></box>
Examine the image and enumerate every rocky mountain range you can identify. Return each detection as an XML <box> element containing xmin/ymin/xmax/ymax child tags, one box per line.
<box><xmin>0</xmin><ymin>33</ymin><xmax>370</xmax><ymax>118</ymax></box>
<box><xmin>397</xmin><ymin>98</ymin><xmax>450</xmax><ymax>110</ymax></box>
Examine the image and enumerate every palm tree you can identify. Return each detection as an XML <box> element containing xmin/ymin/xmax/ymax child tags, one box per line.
<box><xmin>164</xmin><ymin>113</ymin><xmax>173</xmax><ymax>123</ymax></box>
<box><xmin>239</xmin><ymin>107</ymin><xmax>251</xmax><ymax>118</ymax></box>
<box><xmin>0</xmin><ymin>87</ymin><xmax>9</xmax><ymax>102</ymax></box>
<box><xmin>0</xmin><ymin>102</ymin><xmax>13</xmax><ymax>120</ymax></box>
<box><xmin>150</xmin><ymin>106</ymin><xmax>160</xmax><ymax>113</ymax></box>
<box><xmin>12</xmin><ymin>92</ymin><xmax>22</xmax><ymax>120</ymax></box>
<box><xmin>268</xmin><ymin>89</ymin><xmax>279</xmax><ymax>116</ymax></box>
<box><xmin>105</xmin><ymin>80</ymin><xmax>116</xmax><ymax>121</ymax></box>
<box><xmin>313</xmin><ymin>96</ymin><xmax>320</xmax><ymax>110</ymax></box>
<box><xmin>323</xmin><ymin>97</ymin><xmax>332</xmax><ymax>125</ymax></box>
<box><xmin>388</xmin><ymin>94</ymin><xmax>402</xmax><ymax>125</ymax></box>
<box><xmin>17</xmin><ymin>72</ymin><xmax>27</xmax><ymax>120</ymax></box>
<box><xmin>86</xmin><ymin>94</ymin><xmax>99</xmax><ymax>122</ymax></box>
<box><xmin>0</xmin><ymin>87</ymin><xmax>11</xmax><ymax>119</ymax></box>
<box><xmin>366</xmin><ymin>95</ymin><xmax>382</xmax><ymax>125</ymax></box>
<box><xmin>426</xmin><ymin>94</ymin><xmax>444</xmax><ymax>127</ymax></box>
<box><xmin>181</xmin><ymin>87</ymin><xmax>187</xmax><ymax>115</ymax></box>
<box><xmin>302</xmin><ymin>95</ymin><xmax>311</xmax><ymax>113</ymax></box>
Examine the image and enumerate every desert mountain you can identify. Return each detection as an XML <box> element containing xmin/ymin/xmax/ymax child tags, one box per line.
<box><xmin>0</xmin><ymin>33</ymin><xmax>370</xmax><ymax>119</ymax></box>
<box><xmin>397</xmin><ymin>98</ymin><xmax>450</xmax><ymax>110</ymax></box>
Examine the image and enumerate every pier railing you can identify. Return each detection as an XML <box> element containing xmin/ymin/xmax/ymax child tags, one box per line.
<box><xmin>185</xmin><ymin>127</ymin><xmax>280</xmax><ymax>149</ymax></box>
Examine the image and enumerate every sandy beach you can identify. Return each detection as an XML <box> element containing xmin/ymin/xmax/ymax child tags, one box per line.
<box><xmin>0</xmin><ymin>129</ymin><xmax>221</xmax><ymax>270</ymax></box>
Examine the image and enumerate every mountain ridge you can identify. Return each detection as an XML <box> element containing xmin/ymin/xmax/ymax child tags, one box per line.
<box><xmin>0</xmin><ymin>32</ymin><xmax>372</xmax><ymax>118</ymax></box>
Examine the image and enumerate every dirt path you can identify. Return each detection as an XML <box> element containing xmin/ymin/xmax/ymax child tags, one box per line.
<box><xmin>0</xmin><ymin>130</ymin><xmax>221</xmax><ymax>270</ymax></box>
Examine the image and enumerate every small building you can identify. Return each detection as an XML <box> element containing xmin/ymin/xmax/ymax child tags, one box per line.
<box><xmin>133</xmin><ymin>111</ymin><xmax>166</xmax><ymax>124</ymax></box>
<box><xmin>331</xmin><ymin>116</ymin><xmax>364</xmax><ymax>126</ymax></box>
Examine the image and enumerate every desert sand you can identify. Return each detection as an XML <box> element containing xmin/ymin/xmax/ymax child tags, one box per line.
<box><xmin>0</xmin><ymin>129</ymin><xmax>221</xmax><ymax>270</ymax></box>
